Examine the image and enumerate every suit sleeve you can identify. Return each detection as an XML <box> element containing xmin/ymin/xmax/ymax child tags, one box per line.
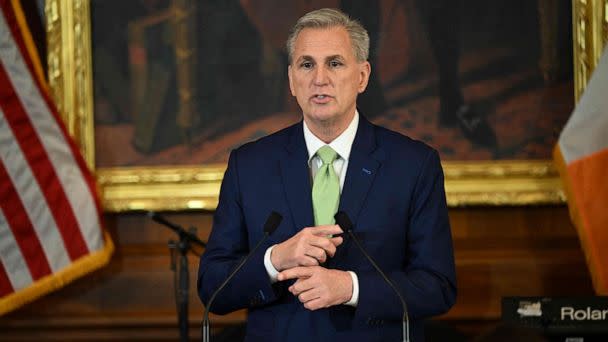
<box><xmin>197</xmin><ymin>150</ymin><xmax>285</xmax><ymax>315</ymax></box>
<box><xmin>354</xmin><ymin>149</ymin><xmax>457</xmax><ymax>322</ymax></box>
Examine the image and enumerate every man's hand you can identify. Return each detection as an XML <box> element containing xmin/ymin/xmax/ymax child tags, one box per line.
<box><xmin>271</xmin><ymin>225</ymin><xmax>343</xmax><ymax>271</ymax></box>
<box><xmin>277</xmin><ymin>266</ymin><xmax>353</xmax><ymax>310</ymax></box>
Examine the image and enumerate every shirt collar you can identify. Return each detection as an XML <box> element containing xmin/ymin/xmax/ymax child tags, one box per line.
<box><xmin>303</xmin><ymin>111</ymin><xmax>359</xmax><ymax>163</ymax></box>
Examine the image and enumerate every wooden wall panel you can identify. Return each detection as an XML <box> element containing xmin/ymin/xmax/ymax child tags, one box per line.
<box><xmin>0</xmin><ymin>206</ymin><xmax>594</xmax><ymax>340</ymax></box>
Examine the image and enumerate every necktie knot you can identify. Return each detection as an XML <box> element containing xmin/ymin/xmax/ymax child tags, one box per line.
<box><xmin>316</xmin><ymin>145</ymin><xmax>338</xmax><ymax>165</ymax></box>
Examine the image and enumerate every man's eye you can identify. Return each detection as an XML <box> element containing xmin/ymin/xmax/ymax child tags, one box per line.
<box><xmin>329</xmin><ymin>60</ymin><xmax>342</xmax><ymax>67</ymax></box>
<box><xmin>301</xmin><ymin>62</ymin><xmax>313</xmax><ymax>69</ymax></box>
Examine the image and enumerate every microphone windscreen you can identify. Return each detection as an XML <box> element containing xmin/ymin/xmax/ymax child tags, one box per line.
<box><xmin>334</xmin><ymin>211</ymin><xmax>353</xmax><ymax>232</ymax></box>
<box><xmin>263</xmin><ymin>211</ymin><xmax>283</xmax><ymax>234</ymax></box>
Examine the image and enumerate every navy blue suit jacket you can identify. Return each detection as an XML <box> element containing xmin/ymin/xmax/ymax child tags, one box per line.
<box><xmin>198</xmin><ymin>115</ymin><xmax>457</xmax><ymax>342</ymax></box>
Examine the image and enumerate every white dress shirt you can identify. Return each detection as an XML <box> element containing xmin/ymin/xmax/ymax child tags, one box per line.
<box><xmin>263</xmin><ymin>112</ymin><xmax>360</xmax><ymax>306</ymax></box>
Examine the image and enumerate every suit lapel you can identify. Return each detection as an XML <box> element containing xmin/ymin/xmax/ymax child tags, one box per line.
<box><xmin>280</xmin><ymin>122</ymin><xmax>314</xmax><ymax>234</ymax></box>
<box><xmin>339</xmin><ymin>116</ymin><xmax>384</xmax><ymax>229</ymax></box>
<box><xmin>278</xmin><ymin>117</ymin><xmax>383</xmax><ymax>235</ymax></box>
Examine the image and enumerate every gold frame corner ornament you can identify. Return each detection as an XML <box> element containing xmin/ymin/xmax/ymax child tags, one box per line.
<box><xmin>46</xmin><ymin>1</ymin><xmax>605</xmax><ymax>211</ymax></box>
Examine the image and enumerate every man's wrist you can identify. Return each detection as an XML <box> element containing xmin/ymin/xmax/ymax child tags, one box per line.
<box><xmin>344</xmin><ymin>271</ymin><xmax>359</xmax><ymax>306</ymax></box>
<box><xmin>263</xmin><ymin>245</ymin><xmax>280</xmax><ymax>283</ymax></box>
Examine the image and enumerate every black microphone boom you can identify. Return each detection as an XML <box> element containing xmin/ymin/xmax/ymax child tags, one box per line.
<box><xmin>334</xmin><ymin>211</ymin><xmax>410</xmax><ymax>342</ymax></box>
<box><xmin>202</xmin><ymin>211</ymin><xmax>282</xmax><ymax>342</ymax></box>
<box><xmin>148</xmin><ymin>211</ymin><xmax>206</xmax><ymax>248</ymax></box>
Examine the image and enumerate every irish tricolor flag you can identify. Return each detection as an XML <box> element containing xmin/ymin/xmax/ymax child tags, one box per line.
<box><xmin>554</xmin><ymin>45</ymin><xmax>608</xmax><ymax>295</ymax></box>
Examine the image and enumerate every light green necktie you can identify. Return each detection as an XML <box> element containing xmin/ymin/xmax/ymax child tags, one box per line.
<box><xmin>312</xmin><ymin>145</ymin><xmax>340</xmax><ymax>226</ymax></box>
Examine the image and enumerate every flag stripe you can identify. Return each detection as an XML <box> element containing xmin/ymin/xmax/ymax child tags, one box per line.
<box><xmin>0</xmin><ymin>7</ymin><xmax>103</xmax><ymax>254</ymax></box>
<box><xmin>0</xmin><ymin>0</ymin><xmax>42</xmax><ymax>88</ymax></box>
<box><xmin>0</xmin><ymin>208</ymin><xmax>33</xmax><ymax>290</ymax></box>
<box><xmin>559</xmin><ymin>45</ymin><xmax>608</xmax><ymax>163</ymax></box>
<box><xmin>5</xmin><ymin>0</ymin><xmax>46</xmax><ymax>91</ymax></box>
<box><xmin>0</xmin><ymin>259</ymin><xmax>13</xmax><ymax>297</ymax></box>
<box><xmin>0</xmin><ymin>107</ymin><xmax>71</xmax><ymax>273</ymax></box>
<box><xmin>0</xmin><ymin>63</ymin><xmax>89</xmax><ymax>262</ymax></box>
<box><xmin>567</xmin><ymin>149</ymin><xmax>608</xmax><ymax>292</ymax></box>
<box><xmin>0</xmin><ymin>158</ymin><xmax>53</xmax><ymax>279</ymax></box>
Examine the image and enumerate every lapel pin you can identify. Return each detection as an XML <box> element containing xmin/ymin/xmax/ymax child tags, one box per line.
<box><xmin>362</xmin><ymin>168</ymin><xmax>372</xmax><ymax>175</ymax></box>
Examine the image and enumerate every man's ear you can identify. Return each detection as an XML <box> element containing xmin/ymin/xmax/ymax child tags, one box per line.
<box><xmin>288</xmin><ymin>65</ymin><xmax>296</xmax><ymax>96</ymax></box>
<box><xmin>357</xmin><ymin>61</ymin><xmax>371</xmax><ymax>93</ymax></box>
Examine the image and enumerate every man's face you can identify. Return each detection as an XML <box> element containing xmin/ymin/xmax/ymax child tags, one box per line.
<box><xmin>288</xmin><ymin>27</ymin><xmax>370</xmax><ymax>131</ymax></box>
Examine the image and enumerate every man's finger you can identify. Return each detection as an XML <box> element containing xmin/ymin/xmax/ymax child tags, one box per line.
<box><xmin>308</xmin><ymin>237</ymin><xmax>336</xmax><ymax>256</ymax></box>
<box><xmin>289</xmin><ymin>278</ymin><xmax>314</xmax><ymax>295</ymax></box>
<box><xmin>310</xmin><ymin>224</ymin><xmax>343</xmax><ymax>237</ymax></box>
<box><xmin>297</xmin><ymin>255</ymin><xmax>319</xmax><ymax>267</ymax></box>
<box><xmin>309</xmin><ymin>246</ymin><xmax>327</xmax><ymax>259</ymax></box>
<box><xmin>277</xmin><ymin>266</ymin><xmax>313</xmax><ymax>281</ymax></box>
<box><xmin>303</xmin><ymin>298</ymin><xmax>325</xmax><ymax>311</ymax></box>
<box><xmin>297</xmin><ymin>288</ymin><xmax>320</xmax><ymax>303</ymax></box>
<box><xmin>330</xmin><ymin>236</ymin><xmax>343</xmax><ymax>247</ymax></box>
<box><xmin>305</xmin><ymin>247</ymin><xmax>327</xmax><ymax>263</ymax></box>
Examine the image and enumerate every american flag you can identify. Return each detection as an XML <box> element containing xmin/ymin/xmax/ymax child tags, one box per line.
<box><xmin>0</xmin><ymin>0</ymin><xmax>113</xmax><ymax>315</ymax></box>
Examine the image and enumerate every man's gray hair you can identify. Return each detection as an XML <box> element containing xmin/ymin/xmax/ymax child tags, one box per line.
<box><xmin>286</xmin><ymin>8</ymin><xmax>370</xmax><ymax>64</ymax></box>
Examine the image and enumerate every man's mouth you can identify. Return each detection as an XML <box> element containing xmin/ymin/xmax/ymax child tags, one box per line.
<box><xmin>311</xmin><ymin>94</ymin><xmax>332</xmax><ymax>103</ymax></box>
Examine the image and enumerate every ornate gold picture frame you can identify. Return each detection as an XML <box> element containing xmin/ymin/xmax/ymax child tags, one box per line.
<box><xmin>45</xmin><ymin>0</ymin><xmax>607</xmax><ymax>211</ymax></box>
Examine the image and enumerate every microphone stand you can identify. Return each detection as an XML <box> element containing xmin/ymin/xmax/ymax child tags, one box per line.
<box><xmin>148</xmin><ymin>211</ymin><xmax>206</xmax><ymax>342</ymax></box>
<box><xmin>202</xmin><ymin>212</ymin><xmax>282</xmax><ymax>342</ymax></box>
<box><xmin>335</xmin><ymin>211</ymin><xmax>410</xmax><ymax>342</ymax></box>
<box><xmin>347</xmin><ymin>230</ymin><xmax>410</xmax><ymax>342</ymax></box>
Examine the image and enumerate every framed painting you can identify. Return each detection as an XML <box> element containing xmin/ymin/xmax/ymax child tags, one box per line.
<box><xmin>45</xmin><ymin>0</ymin><xmax>607</xmax><ymax>211</ymax></box>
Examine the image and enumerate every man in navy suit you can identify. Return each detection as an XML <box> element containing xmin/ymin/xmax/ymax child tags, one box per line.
<box><xmin>198</xmin><ymin>8</ymin><xmax>456</xmax><ymax>341</ymax></box>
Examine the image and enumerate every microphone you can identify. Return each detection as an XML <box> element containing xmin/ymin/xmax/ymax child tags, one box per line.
<box><xmin>334</xmin><ymin>211</ymin><xmax>410</xmax><ymax>342</ymax></box>
<box><xmin>202</xmin><ymin>211</ymin><xmax>283</xmax><ymax>342</ymax></box>
<box><xmin>147</xmin><ymin>211</ymin><xmax>206</xmax><ymax>248</ymax></box>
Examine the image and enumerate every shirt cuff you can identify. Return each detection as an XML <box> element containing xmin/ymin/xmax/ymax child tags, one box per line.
<box><xmin>264</xmin><ymin>245</ymin><xmax>280</xmax><ymax>283</ymax></box>
<box><xmin>344</xmin><ymin>271</ymin><xmax>359</xmax><ymax>306</ymax></box>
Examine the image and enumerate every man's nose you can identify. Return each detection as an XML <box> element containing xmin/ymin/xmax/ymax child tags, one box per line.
<box><xmin>313</xmin><ymin>66</ymin><xmax>329</xmax><ymax>85</ymax></box>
